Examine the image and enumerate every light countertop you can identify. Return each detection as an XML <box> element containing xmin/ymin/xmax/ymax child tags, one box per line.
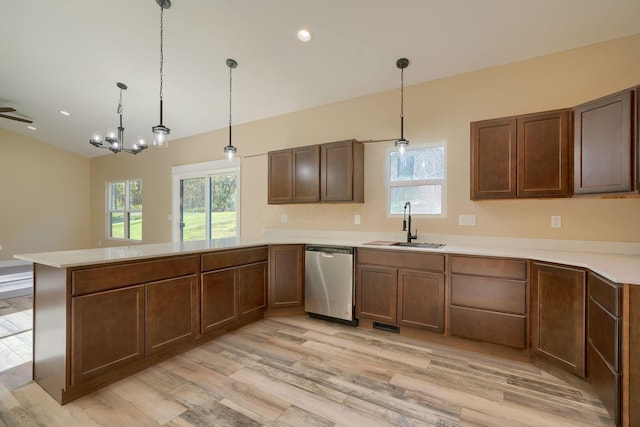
<box><xmin>15</xmin><ymin>230</ymin><xmax>640</xmax><ymax>285</ymax></box>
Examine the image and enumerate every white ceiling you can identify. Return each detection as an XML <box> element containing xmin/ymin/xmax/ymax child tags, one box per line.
<box><xmin>1</xmin><ymin>0</ymin><xmax>639</xmax><ymax>158</ymax></box>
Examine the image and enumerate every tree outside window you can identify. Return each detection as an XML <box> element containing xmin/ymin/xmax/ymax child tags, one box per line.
<box><xmin>387</xmin><ymin>142</ymin><xmax>446</xmax><ymax>216</ymax></box>
<box><xmin>109</xmin><ymin>179</ymin><xmax>142</xmax><ymax>240</ymax></box>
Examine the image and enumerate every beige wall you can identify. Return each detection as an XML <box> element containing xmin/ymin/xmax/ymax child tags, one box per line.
<box><xmin>0</xmin><ymin>127</ymin><xmax>90</xmax><ymax>261</ymax></box>
<box><xmin>91</xmin><ymin>33</ymin><xmax>640</xmax><ymax>247</ymax></box>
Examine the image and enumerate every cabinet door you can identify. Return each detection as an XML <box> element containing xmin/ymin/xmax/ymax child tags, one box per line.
<box><xmin>293</xmin><ymin>146</ymin><xmax>320</xmax><ymax>202</ymax></box>
<box><xmin>574</xmin><ymin>90</ymin><xmax>633</xmax><ymax>194</ymax></box>
<box><xmin>201</xmin><ymin>268</ymin><xmax>238</xmax><ymax>333</ymax></box>
<box><xmin>397</xmin><ymin>269</ymin><xmax>444</xmax><ymax>332</ymax></box>
<box><xmin>471</xmin><ymin>117</ymin><xmax>517</xmax><ymax>199</ymax></box>
<box><xmin>269</xmin><ymin>245</ymin><xmax>304</xmax><ymax>308</ymax></box>
<box><xmin>268</xmin><ymin>149</ymin><xmax>293</xmax><ymax>203</ymax></box>
<box><xmin>71</xmin><ymin>285</ymin><xmax>145</xmax><ymax>386</ymax></box>
<box><xmin>239</xmin><ymin>262</ymin><xmax>268</xmax><ymax>318</ymax></box>
<box><xmin>517</xmin><ymin>110</ymin><xmax>571</xmax><ymax>197</ymax></box>
<box><xmin>531</xmin><ymin>263</ymin><xmax>586</xmax><ymax>377</ymax></box>
<box><xmin>321</xmin><ymin>140</ymin><xmax>364</xmax><ymax>202</ymax></box>
<box><xmin>356</xmin><ymin>265</ymin><xmax>398</xmax><ymax>324</ymax></box>
<box><xmin>146</xmin><ymin>275</ymin><xmax>198</xmax><ymax>355</ymax></box>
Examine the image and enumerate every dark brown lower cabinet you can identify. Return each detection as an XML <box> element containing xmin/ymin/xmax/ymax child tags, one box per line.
<box><xmin>627</xmin><ymin>284</ymin><xmax>640</xmax><ymax>427</ymax></box>
<box><xmin>269</xmin><ymin>245</ymin><xmax>304</xmax><ymax>309</ymax></box>
<box><xmin>201</xmin><ymin>268</ymin><xmax>238</xmax><ymax>333</ymax></box>
<box><xmin>356</xmin><ymin>265</ymin><xmax>398</xmax><ymax>324</ymax></box>
<box><xmin>71</xmin><ymin>285</ymin><xmax>145</xmax><ymax>386</ymax></box>
<box><xmin>449</xmin><ymin>256</ymin><xmax>528</xmax><ymax>349</ymax></box>
<box><xmin>201</xmin><ymin>262</ymin><xmax>268</xmax><ymax>334</ymax></box>
<box><xmin>146</xmin><ymin>275</ymin><xmax>198</xmax><ymax>354</ymax></box>
<box><xmin>397</xmin><ymin>269</ymin><xmax>444</xmax><ymax>332</ymax></box>
<box><xmin>239</xmin><ymin>262</ymin><xmax>268</xmax><ymax>317</ymax></box>
<box><xmin>531</xmin><ymin>262</ymin><xmax>586</xmax><ymax>377</ymax></box>
<box><xmin>586</xmin><ymin>272</ymin><xmax>621</xmax><ymax>425</ymax></box>
<box><xmin>356</xmin><ymin>248</ymin><xmax>445</xmax><ymax>332</ymax></box>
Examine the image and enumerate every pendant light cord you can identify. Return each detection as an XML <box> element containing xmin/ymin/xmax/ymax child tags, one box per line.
<box><xmin>228</xmin><ymin>63</ymin><xmax>233</xmax><ymax>145</ymax></box>
<box><xmin>159</xmin><ymin>7</ymin><xmax>164</xmax><ymax>103</ymax></box>
<box><xmin>400</xmin><ymin>66</ymin><xmax>404</xmax><ymax>139</ymax></box>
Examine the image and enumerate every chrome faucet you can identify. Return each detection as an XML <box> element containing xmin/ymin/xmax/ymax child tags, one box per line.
<box><xmin>402</xmin><ymin>201</ymin><xmax>418</xmax><ymax>243</ymax></box>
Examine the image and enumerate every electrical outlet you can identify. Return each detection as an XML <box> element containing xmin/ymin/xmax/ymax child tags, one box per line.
<box><xmin>459</xmin><ymin>214</ymin><xmax>476</xmax><ymax>226</ymax></box>
<box><xmin>280</xmin><ymin>214</ymin><xmax>288</xmax><ymax>223</ymax></box>
<box><xmin>354</xmin><ymin>214</ymin><xmax>361</xmax><ymax>225</ymax></box>
<box><xmin>551</xmin><ymin>215</ymin><xmax>561</xmax><ymax>228</ymax></box>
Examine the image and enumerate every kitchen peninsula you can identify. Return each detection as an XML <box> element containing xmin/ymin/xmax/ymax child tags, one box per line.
<box><xmin>16</xmin><ymin>233</ymin><xmax>640</xmax><ymax>425</ymax></box>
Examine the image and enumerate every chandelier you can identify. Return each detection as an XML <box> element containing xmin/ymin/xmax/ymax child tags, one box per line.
<box><xmin>89</xmin><ymin>83</ymin><xmax>147</xmax><ymax>154</ymax></box>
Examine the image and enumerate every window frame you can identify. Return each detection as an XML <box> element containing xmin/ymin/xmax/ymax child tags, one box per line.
<box><xmin>106</xmin><ymin>178</ymin><xmax>143</xmax><ymax>241</ymax></box>
<box><xmin>171</xmin><ymin>159</ymin><xmax>241</xmax><ymax>243</ymax></box>
<box><xmin>384</xmin><ymin>141</ymin><xmax>447</xmax><ymax>218</ymax></box>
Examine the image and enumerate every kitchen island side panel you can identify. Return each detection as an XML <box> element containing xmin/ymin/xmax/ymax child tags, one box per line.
<box><xmin>33</xmin><ymin>264</ymin><xmax>68</xmax><ymax>403</ymax></box>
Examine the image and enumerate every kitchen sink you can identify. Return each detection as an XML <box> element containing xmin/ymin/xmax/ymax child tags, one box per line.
<box><xmin>393</xmin><ymin>242</ymin><xmax>445</xmax><ymax>249</ymax></box>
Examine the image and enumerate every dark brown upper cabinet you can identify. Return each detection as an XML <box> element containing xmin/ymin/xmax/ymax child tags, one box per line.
<box><xmin>471</xmin><ymin>109</ymin><xmax>572</xmax><ymax>200</ymax></box>
<box><xmin>573</xmin><ymin>89</ymin><xmax>635</xmax><ymax>195</ymax></box>
<box><xmin>268</xmin><ymin>139</ymin><xmax>364</xmax><ymax>204</ymax></box>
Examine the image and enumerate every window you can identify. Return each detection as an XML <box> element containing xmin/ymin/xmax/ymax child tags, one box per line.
<box><xmin>171</xmin><ymin>159</ymin><xmax>240</xmax><ymax>242</ymax></box>
<box><xmin>386</xmin><ymin>142</ymin><xmax>446</xmax><ymax>216</ymax></box>
<box><xmin>108</xmin><ymin>179</ymin><xmax>142</xmax><ymax>240</ymax></box>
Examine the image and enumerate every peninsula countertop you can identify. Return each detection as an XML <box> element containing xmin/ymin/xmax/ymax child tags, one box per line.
<box><xmin>14</xmin><ymin>230</ymin><xmax>640</xmax><ymax>285</ymax></box>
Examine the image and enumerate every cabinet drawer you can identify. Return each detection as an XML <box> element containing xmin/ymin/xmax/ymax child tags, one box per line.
<box><xmin>201</xmin><ymin>246</ymin><xmax>268</xmax><ymax>272</ymax></box>
<box><xmin>588</xmin><ymin>342</ymin><xmax>620</xmax><ymax>425</ymax></box>
<box><xmin>357</xmin><ymin>249</ymin><xmax>445</xmax><ymax>272</ymax></box>
<box><xmin>72</xmin><ymin>256</ymin><xmax>198</xmax><ymax>296</ymax></box>
<box><xmin>588</xmin><ymin>272</ymin><xmax>620</xmax><ymax>316</ymax></box>
<box><xmin>451</xmin><ymin>274</ymin><xmax>526</xmax><ymax>315</ymax></box>
<box><xmin>450</xmin><ymin>256</ymin><xmax>526</xmax><ymax>280</ymax></box>
<box><xmin>588</xmin><ymin>298</ymin><xmax>620</xmax><ymax>370</ymax></box>
<box><xmin>450</xmin><ymin>305</ymin><xmax>526</xmax><ymax>349</ymax></box>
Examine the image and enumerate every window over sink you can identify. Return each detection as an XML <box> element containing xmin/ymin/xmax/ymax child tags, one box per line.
<box><xmin>386</xmin><ymin>141</ymin><xmax>446</xmax><ymax>217</ymax></box>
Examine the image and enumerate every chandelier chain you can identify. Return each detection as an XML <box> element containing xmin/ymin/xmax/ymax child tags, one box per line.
<box><xmin>117</xmin><ymin>86</ymin><xmax>124</xmax><ymax>115</ymax></box>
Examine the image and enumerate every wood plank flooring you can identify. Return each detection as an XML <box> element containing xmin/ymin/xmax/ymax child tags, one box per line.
<box><xmin>0</xmin><ymin>314</ymin><xmax>614</xmax><ymax>426</ymax></box>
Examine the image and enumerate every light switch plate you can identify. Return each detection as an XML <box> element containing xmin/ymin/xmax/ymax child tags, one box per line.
<box><xmin>280</xmin><ymin>214</ymin><xmax>288</xmax><ymax>223</ymax></box>
<box><xmin>551</xmin><ymin>215</ymin><xmax>561</xmax><ymax>228</ymax></box>
<box><xmin>354</xmin><ymin>214</ymin><xmax>361</xmax><ymax>225</ymax></box>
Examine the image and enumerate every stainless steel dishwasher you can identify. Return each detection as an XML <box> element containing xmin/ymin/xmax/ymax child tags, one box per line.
<box><xmin>305</xmin><ymin>245</ymin><xmax>357</xmax><ymax>325</ymax></box>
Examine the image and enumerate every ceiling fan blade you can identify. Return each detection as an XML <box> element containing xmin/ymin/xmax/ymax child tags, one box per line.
<box><xmin>0</xmin><ymin>107</ymin><xmax>17</xmax><ymax>113</ymax></box>
<box><xmin>0</xmin><ymin>113</ymin><xmax>33</xmax><ymax>124</ymax></box>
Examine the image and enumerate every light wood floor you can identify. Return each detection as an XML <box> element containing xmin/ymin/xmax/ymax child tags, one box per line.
<box><xmin>0</xmin><ymin>314</ymin><xmax>614</xmax><ymax>426</ymax></box>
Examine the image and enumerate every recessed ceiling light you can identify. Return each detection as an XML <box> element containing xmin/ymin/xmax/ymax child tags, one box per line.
<box><xmin>27</xmin><ymin>125</ymin><xmax>37</xmax><ymax>131</ymax></box>
<box><xmin>59</xmin><ymin>110</ymin><xmax>71</xmax><ymax>116</ymax></box>
<box><xmin>297</xmin><ymin>28</ymin><xmax>312</xmax><ymax>42</ymax></box>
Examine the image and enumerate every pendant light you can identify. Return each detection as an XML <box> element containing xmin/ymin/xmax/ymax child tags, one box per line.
<box><xmin>224</xmin><ymin>58</ymin><xmax>238</xmax><ymax>160</ymax></box>
<box><xmin>394</xmin><ymin>58</ymin><xmax>410</xmax><ymax>154</ymax></box>
<box><xmin>89</xmin><ymin>83</ymin><xmax>148</xmax><ymax>155</ymax></box>
<box><xmin>151</xmin><ymin>0</ymin><xmax>171</xmax><ymax>147</ymax></box>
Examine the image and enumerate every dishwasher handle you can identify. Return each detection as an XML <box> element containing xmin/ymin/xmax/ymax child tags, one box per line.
<box><xmin>305</xmin><ymin>245</ymin><xmax>354</xmax><ymax>255</ymax></box>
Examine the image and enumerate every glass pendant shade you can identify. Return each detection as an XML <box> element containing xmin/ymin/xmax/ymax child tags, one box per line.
<box><xmin>224</xmin><ymin>144</ymin><xmax>237</xmax><ymax>160</ymax></box>
<box><xmin>152</xmin><ymin>124</ymin><xmax>170</xmax><ymax>147</ymax></box>
<box><xmin>395</xmin><ymin>138</ymin><xmax>408</xmax><ymax>154</ymax></box>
